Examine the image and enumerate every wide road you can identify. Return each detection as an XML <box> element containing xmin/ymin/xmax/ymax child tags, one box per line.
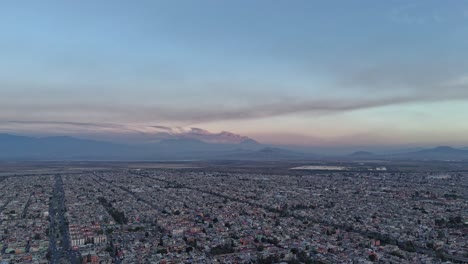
<box><xmin>48</xmin><ymin>174</ymin><xmax>81</xmax><ymax>264</ymax></box>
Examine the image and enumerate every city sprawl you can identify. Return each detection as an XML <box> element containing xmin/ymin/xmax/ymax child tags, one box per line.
<box><xmin>0</xmin><ymin>166</ymin><xmax>467</xmax><ymax>264</ymax></box>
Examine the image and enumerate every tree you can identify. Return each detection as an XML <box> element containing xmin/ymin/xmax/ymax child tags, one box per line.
<box><xmin>257</xmin><ymin>255</ymin><xmax>280</xmax><ymax>264</ymax></box>
<box><xmin>157</xmin><ymin>248</ymin><xmax>168</xmax><ymax>254</ymax></box>
<box><xmin>369</xmin><ymin>253</ymin><xmax>378</xmax><ymax>262</ymax></box>
<box><xmin>210</xmin><ymin>243</ymin><xmax>235</xmax><ymax>255</ymax></box>
<box><xmin>402</xmin><ymin>241</ymin><xmax>415</xmax><ymax>252</ymax></box>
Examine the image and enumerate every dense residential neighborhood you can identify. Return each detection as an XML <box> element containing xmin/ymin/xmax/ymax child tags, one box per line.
<box><xmin>0</xmin><ymin>165</ymin><xmax>466</xmax><ymax>263</ymax></box>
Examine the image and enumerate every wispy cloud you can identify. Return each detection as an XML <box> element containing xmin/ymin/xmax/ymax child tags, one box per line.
<box><xmin>5</xmin><ymin>120</ymin><xmax>130</xmax><ymax>130</ymax></box>
<box><xmin>1</xmin><ymin>62</ymin><xmax>468</xmax><ymax>133</ymax></box>
<box><xmin>0</xmin><ymin>97</ymin><xmax>406</xmax><ymax>124</ymax></box>
<box><xmin>151</xmin><ymin>125</ymin><xmax>173</xmax><ymax>131</ymax></box>
<box><xmin>1</xmin><ymin>89</ymin><xmax>467</xmax><ymax>126</ymax></box>
<box><xmin>0</xmin><ymin>121</ymin><xmax>253</xmax><ymax>144</ymax></box>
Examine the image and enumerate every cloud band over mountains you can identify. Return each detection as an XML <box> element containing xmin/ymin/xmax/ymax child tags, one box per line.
<box><xmin>1</xmin><ymin>91</ymin><xmax>467</xmax><ymax>126</ymax></box>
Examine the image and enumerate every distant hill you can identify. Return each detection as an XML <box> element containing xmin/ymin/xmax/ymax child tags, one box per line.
<box><xmin>385</xmin><ymin>146</ymin><xmax>468</xmax><ymax>161</ymax></box>
<box><xmin>349</xmin><ymin>151</ymin><xmax>374</xmax><ymax>157</ymax></box>
<box><xmin>0</xmin><ymin>133</ymin><xmax>263</xmax><ymax>161</ymax></box>
<box><xmin>238</xmin><ymin>138</ymin><xmax>262</xmax><ymax>148</ymax></box>
<box><xmin>341</xmin><ymin>146</ymin><xmax>468</xmax><ymax>161</ymax></box>
<box><xmin>0</xmin><ymin>133</ymin><xmax>132</xmax><ymax>160</ymax></box>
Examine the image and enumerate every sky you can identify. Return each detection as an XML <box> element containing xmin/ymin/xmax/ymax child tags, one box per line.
<box><xmin>1</xmin><ymin>0</ymin><xmax>468</xmax><ymax>147</ymax></box>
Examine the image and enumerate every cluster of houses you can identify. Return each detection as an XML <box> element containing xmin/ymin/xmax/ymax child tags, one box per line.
<box><xmin>0</xmin><ymin>166</ymin><xmax>466</xmax><ymax>263</ymax></box>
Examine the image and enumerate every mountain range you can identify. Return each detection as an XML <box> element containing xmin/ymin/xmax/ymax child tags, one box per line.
<box><xmin>1</xmin><ymin>133</ymin><xmax>468</xmax><ymax>161</ymax></box>
<box><xmin>346</xmin><ymin>146</ymin><xmax>468</xmax><ymax>161</ymax></box>
<box><xmin>0</xmin><ymin>133</ymin><xmax>263</xmax><ymax>161</ymax></box>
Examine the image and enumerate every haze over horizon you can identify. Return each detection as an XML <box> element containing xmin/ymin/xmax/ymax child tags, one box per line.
<box><xmin>2</xmin><ymin>1</ymin><xmax>468</xmax><ymax>148</ymax></box>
